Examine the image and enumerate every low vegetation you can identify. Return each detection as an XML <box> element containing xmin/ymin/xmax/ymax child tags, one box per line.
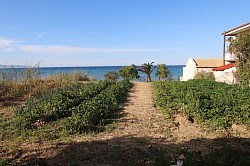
<box><xmin>0</xmin><ymin>66</ymin><xmax>132</xmax><ymax>164</ymax></box>
<box><xmin>13</xmin><ymin>81</ymin><xmax>114</xmax><ymax>130</ymax></box>
<box><xmin>153</xmin><ymin>79</ymin><xmax>250</xmax><ymax>130</ymax></box>
<box><xmin>64</xmin><ymin>80</ymin><xmax>132</xmax><ymax>134</ymax></box>
<box><xmin>1</xmin><ymin>80</ymin><xmax>131</xmax><ymax>140</ymax></box>
<box><xmin>194</xmin><ymin>71</ymin><xmax>215</xmax><ymax>81</ymax></box>
<box><xmin>0</xmin><ymin>66</ymin><xmax>95</xmax><ymax>101</ymax></box>
<box><xmin>104</xmin><ymin>71</ymin><xmax>120</xmax><ymax>81</ymax></box>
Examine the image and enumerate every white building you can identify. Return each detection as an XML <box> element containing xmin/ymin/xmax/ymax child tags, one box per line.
<box><xmin>181</xmin><ymin>22</ymin><xmax>250</xmax><ymax>83</ymax></box>
<box><xmin>212</xmin><ymin>63</ymin><xmax>236</xmax><ymax>84</ymax></box>
<box><xmin>214</xmin><ymin>22</ymin><xmax>250</xmax><ymax>83</ymax></box>
<box><xmin>182</xmin><ymin>58</ymin><xmax>223</xmax><ymax>81</ymax></box>
<box><xmin>222</xmin><ymin>22</ymin><xmax>250</xmax><ymax>64</ymax></box>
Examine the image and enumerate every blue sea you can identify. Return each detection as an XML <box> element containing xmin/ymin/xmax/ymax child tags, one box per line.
<box><xmin>0</xmin><ymin>65</ymin><xmax>184</xmax><ymax>81</ymax></box>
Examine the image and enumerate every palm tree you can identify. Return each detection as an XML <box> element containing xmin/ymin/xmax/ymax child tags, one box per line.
<box><xmin>139</xmin><ymin>62</ymin><xmax>154</xmax><ymax>82</ymax></box>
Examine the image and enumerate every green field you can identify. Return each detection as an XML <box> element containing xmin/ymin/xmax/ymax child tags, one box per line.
<box><xmin>153</xmin><ymin>80</ymin><xmax>250</xmax><ymax>130</ymax></box>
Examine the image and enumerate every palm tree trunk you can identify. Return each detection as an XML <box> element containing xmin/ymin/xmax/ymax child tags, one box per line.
<box><xmin>147</xmin><ymin>74</ymin><xmax>151</xmax><ymax>82</ymax></box>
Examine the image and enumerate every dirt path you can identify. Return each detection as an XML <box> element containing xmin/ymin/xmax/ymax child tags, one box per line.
<box><xmin>105</xmin><ymin>82</ymin><xmax>205</xmax><ymax>142</ymax></box>
<box><xmin>106</xmin><ymin>82</ymin><xmax>171</xmax><ymax>139</ymax></box>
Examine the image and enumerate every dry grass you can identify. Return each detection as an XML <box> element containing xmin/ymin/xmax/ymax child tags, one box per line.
<box><xmin>0</xmin><ymin>66</ymin><xmax>95</xmax><ymax>103</ymax></box>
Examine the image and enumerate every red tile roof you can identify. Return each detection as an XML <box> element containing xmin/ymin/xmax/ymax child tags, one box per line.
<box><xmin>212</xmin><ymin>63</ymin><xmax>235</xmax><ymax>71</ymax></box>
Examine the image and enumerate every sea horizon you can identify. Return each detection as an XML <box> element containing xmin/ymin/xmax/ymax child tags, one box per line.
<box><xmin>0</xmin><ymin>64</ymin><xmax>185</xmax><ymax>68</ymax></box>
<box><xmin>0</xmin><ymin>65</ymin><xmax>184</xmax><ymax>81</ymax></box>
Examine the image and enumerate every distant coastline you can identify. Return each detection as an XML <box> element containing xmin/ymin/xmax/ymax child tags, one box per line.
<box><xmin>0</xmin><ymin>64</ymin><xmax>184</xmax><ymax>68</ymax></box>
<box><xmin>0</xmin><ymin>64</ymin><xmax>25</xmax><ymax>68</ymax></box>
<box><xmin>0</xmin><ymin>65</ymin><xmax>184</xmax><ymax>81</ymax></box>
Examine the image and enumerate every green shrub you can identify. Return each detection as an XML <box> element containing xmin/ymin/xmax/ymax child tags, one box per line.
<box><xmin>64</xmin><ymin>80</ymin><xmax>132</xmax><ymax>134</ymax></box>
<box><xmin>194</xmin><ymin>72</ymin><xmax>215</xmax><ymax>81</ymax></box>
<box><xmin>104</xmin><ymin>71</ymin><xmax>120</xmax><ymax>81</ymax></box>
<box><xmin>153</xmin><ymin>80</ymin><xmax>250</xmax><ymax>129</ymax></box>
<box><xmin>118</xmin><ymin>64</ymin><xmax>139</xmax><ymax>80</ymax></box>
<box><xmin>14</xmin><ymin>80</ymin><xmax>115</xmax><ymax>129</ymax></box>
<box><xmin>13</xmin><ymin>80</ymin><xmax>132</xmax><ymax>134</ymax></box>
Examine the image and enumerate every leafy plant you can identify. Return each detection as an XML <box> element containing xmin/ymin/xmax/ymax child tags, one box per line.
<box><xmin>64</xmin><ymin>80</ymin><xmax>132</xmax><ymax>134</ymax></box>
<box><xmin>104</xmin><ymin>71</ymin><xmax>120</xmax><ymax>81</ymax></box>
<box><xmin>153</xmin><ymin>80</ymin><xmax>250</xmax><ymax>129</ymax></box>
<box><xmin>156</xmin><ymin>64</ymin><xmax>173</xmax><ymax>80</ymax></box>
<box><xmin>194</xmin><ymin>72</ymin><xmax>215</xmax><ymax>81</ymax></box>
<box><xmin>12</xmin><ymin>78</ymin><xmax>132</xmax><ymax>135</ymax></box>
<box><xmin>118</xmin><ymin>64</ymin><xmax>139</xmax><ymax>80</ymax></box>
<box><xmin>14</xmin><ymin>80</ymin><xmax>115</xmax><ymax>129</ymax></box>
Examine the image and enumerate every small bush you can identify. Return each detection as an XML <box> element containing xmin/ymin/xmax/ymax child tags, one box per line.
<box><xmin>104</xmin><ymin>71</ymin><xmax>120</xmax><ymax>81</ymax></box>
<box><xmin>194</xmin><ymin>72</ymin><xmax>215</xmax><ymax>81</ymax></box>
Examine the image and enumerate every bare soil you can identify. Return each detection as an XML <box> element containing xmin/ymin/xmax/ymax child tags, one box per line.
<box><xmin>102</xmin><ymin>82</ymin><xmax>171</xmax><ymax>139</ymax></box>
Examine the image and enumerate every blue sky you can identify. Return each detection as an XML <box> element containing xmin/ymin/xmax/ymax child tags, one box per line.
<box><xmin>0</xmin><ymin>0</ymin><xmax>249</xmax><ymax>67</ymax></box>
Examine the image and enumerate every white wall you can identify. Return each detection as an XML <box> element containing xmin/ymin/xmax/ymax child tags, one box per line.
<box><xmin>197</xmin><ymin>68</ymin><xmax>214</xmax><ymax>73</ymax></box>
<box><xmin>182</xmin><ymin>58</ymin><xmax>197</xmax><ymax>81</ymax></box>
<box><xmin>213</xmin><ymin>67</ymin><xmax>236</xmax><ymax>84</ymax></box>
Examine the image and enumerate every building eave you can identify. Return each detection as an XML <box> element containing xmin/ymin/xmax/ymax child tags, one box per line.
<box><xmin>197</xmin><ymin>67</ymin><xmax>217</xmax><ymax>68</ymax></box>
<box><xmin>222</xmin><ymin>22</ymin><xmax>250</xmax><ymax>36</ymax></box>
<box><xmin>212</xmin><ymin>63</ymin><xmax>235</xmax><ymax>71</ymax></box>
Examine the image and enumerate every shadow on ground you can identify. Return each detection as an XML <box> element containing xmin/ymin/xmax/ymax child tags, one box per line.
<box><xmin>0</xmin><ymin>97</ymin><xmax>25</xmax><ymax>107</ymax></box>
<box><xmin>14</xmin><ymin>135</ymin><xmax>250</xmax><ymax>166</ymax></box>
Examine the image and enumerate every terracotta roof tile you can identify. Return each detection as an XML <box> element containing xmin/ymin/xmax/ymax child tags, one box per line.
<box><xmin>212</xmin><ymin>63</ymin><xmax>235</xmax><ymax>71</ymax></box>
<box><xmin>194</xmin><ymin>58</ymin><xmax>223</xmax><ymax>68</ymax></box>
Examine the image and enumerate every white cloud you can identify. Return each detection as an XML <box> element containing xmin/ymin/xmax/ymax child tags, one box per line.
<box><xmin>0</xmin><ymin>37</ymin><xmax>162</xmax><ymax>55</ymax></box>
<box><xmin>0</xmin><ymin>38</ymin><xmax>24</xmax><ymax>51</ymax></box>
<box><xmin>19</xmin><ymin>45</ymin><xmax>160</xmax><ymax>54</ymax></box>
